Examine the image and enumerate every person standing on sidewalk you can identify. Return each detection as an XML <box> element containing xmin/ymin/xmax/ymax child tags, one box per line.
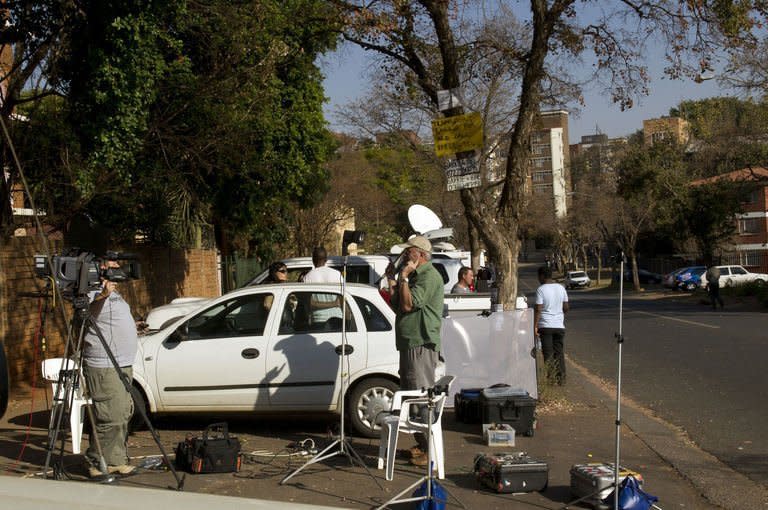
<box><xmin>705</xmin><ymin>264</ymin><xmax>724</xmax><ymax>310</ymax></box>
<box><xmin>534</xmin><ymin>265</ymin><xmax>569</xmax><ymax>385</ymax></box>
<box><xmin>391</xmin><ymin>236</ymin><xmax>444</xmax><ymax>467</ymax></box>
<box><xmin>83</xmin><ymin>261</ymin><xmax>138</xmax><ymax>477</ymax></box>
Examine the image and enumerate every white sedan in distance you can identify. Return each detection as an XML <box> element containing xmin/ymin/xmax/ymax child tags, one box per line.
<box><xmin>564</xmin><ymin>270</ymin><xmax>591</xmax><ymax>289</ymax></box>
<box><xmin>703</xmin><ymin>265</ymin><xmax>768</xmax><ymax>288</ymax></box>
<box><xmin>131</xmin><ymin>283</ymin><xmax>400</xmax><ymax>437</ymax></box>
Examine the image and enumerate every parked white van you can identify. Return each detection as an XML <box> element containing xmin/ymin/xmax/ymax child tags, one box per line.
<box><xmin>144</xmin><ymin>254</ymin><xmax>492</xmax><ymax>330</ymax></box>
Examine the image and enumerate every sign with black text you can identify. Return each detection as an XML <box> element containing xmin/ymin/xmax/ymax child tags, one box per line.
<box><xmin>444</xmin><ymin>155</ymin><xmax>481</xmax><ymax>191</ymax></box>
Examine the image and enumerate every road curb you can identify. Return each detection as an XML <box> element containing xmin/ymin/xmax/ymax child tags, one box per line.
<box><xmin>568</xmin><ymin>357</ymin><xmax>768</xmax><ymax>509</ymax></box>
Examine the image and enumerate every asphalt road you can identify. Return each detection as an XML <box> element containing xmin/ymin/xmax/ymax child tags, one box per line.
<box><xmin>518</xmin><ymin>263</ymin><xmax>768</xmax><ymax>489</ymax></box>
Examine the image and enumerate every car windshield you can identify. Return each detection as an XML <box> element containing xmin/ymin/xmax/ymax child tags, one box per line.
<box><xmin>569</xmin><ymin>272</ymin><xmax>586</xmax><ymax>278</ymax></box>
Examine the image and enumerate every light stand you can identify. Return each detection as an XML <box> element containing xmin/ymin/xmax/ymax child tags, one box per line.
<box><xmin>612</xmin><ymin>251</ymin><xmax>626</xmax><ymax>510</ymax></box>
<box><xmin>557</xmin><ymin>250</ymin><xmax>628</xmax><ymax>510</ymax></box>
<box><xmin>375</xmin><ymin>382</ymin><xmax>464</xmax><ymax>510</ymax></box>
<box><xmin>281</xmin><ymin>256</ymin><xmax>381</xmax><ymax>488</ymax></box>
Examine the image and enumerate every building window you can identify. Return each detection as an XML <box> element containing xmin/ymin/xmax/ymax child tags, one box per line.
<box><xmin>532</xmin><ymin>171</ymin><xmax>550</xmax><ymax>182</ymax></box>
<box><xmin>533</xmin><ymin>184</ymin><xmax>552</xmax><ymax>194</ymax></box>
<box><xmin>738</xmin><ymin>217</ymin><xmax>763</xmax><ymax>235</ymax></box>
<box><xmin>532</xmin><ymin>144</ymin><xmax>549</xmax><ymax>155</ymax></box>
<box><xmin>739</xmin><ymin>251</ymin><xmax>763</xmax><ymax>268</ymax></box>
<box><xmin>742</xmin><ymin>189</ymin><xmax>761</xmax><ymax>204</ymax></box>
<box><xmin>530</xmin><ymin>156</ymin><xmax>551</xmax><ymax>168</ymax></box>
<box><xmin>651</xmin><ymin>132</ymin><xmax>666</xmax><ymax>143</ymax></box>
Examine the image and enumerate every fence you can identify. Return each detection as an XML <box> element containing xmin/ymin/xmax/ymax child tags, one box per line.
<box><xmin>220</xmin><ymin>254</ymin><xmax>265</xmax><ymax>294</ymax></box>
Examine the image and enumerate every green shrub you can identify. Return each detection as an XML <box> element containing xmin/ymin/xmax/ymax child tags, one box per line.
<box><xmin>723</xmin><ymin>280</ymin><xmax>768</xmax><ymax>307</ymax></box>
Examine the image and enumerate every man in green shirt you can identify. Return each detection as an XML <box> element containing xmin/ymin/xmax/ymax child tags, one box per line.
<box><xmin>391</xmin><ymin>235</ymin><xmax>444</xmax><ymax>466</ymax></box>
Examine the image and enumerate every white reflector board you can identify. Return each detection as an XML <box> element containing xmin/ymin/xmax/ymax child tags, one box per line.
<box><xmin>441</xmin><ymin>309</ymin><xmax>537</xmax><ymax>405</ymax></box>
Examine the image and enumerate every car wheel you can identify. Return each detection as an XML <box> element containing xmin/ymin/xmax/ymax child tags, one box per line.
<box><xmin>347</xmin><ymin>377</ymin><xmax>398</xmax><ymax>438</ymax></box>
<box><xmin>756</xmin><ymin>279</ymin><xmax>767</xmax><ymax>286</ymax></box>
<box><xmin>129</xmin><ymin>385</ymin><xmax>150</xmax><ymax>432</ymax></box>
<box><xmin>684</xmin><ymin>282</ymin><xmax>696</xmax><ymax>291</ymax></box>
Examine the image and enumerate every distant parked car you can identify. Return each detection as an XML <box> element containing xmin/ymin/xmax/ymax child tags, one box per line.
<box><xmin>702</xmin><ymin>265</ymin><xmax>768</xmax><ymax>288</ymax></box>
<box><xmin>615</xmin><ymin>269</ymin><xmax>663</xmax><ymax>284</ymax></box>
<box><xmin>565</xmin><ymin>271</ymin><xmax>591</xmax><ymax>289</ymax></box>
<box><xmin>663</xmin><ymin>267</ymin><xmax>687</xmax><ymax>289</ymax></box>
<box><xmin>675</xmin><ymin>266</ymin><xmax>707</xmax><ymax>291</ymax></box>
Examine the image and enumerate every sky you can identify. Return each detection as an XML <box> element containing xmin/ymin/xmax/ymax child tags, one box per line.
<box><xmin>320</xmin><ymin>29</ymin><xmax>730</xmax><ymax>144</ymax></box>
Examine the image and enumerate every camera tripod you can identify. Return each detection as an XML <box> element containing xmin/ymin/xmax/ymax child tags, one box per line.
<box><xmin>43</xmin><ymin>293</ymin><xmax>184</xmax><ymax>490</ymax></box>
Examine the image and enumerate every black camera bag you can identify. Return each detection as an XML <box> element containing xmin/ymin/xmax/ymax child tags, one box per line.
<box><xmin>174</xmin><ymin>422</ymin><xmax>242</xmax><ymax>473</ymax></box>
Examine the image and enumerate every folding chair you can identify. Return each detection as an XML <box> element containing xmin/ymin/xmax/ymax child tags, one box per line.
<box><xmin>377</xmin><ymin>375</ymin><xmax>454</xmax><ymax>481</ymax></box>
<box><xmin>42</xmin><ymin>358</ymin><xmax>92</xmax><ymax>454</ymax></box>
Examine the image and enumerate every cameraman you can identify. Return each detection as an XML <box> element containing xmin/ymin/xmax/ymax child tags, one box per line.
<box><xmin>83</xmin><ymin>260</ymin><xmax>138</xmax><ymax>477</ymax></box>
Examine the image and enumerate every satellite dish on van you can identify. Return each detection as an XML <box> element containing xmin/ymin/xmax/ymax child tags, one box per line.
<box><xmin>408</xmin><ymin>205</ymin><xmax>443</xmax><ymax>234</ymax></box>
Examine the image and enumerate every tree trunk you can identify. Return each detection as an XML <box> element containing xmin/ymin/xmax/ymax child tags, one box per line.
<box><xmin>596</xmin><ymin>246</ymin><xmax>603</xmax><ymax>285</ymax></box>
<box><xmin>630</xmin><ymin>251</ymin><xmax>640</xmax><ymax>291</ymax></box>
<box><xmin>467</xmin><ymin>217</ymin><xmax>481</xmax><ymax>269</ymax></box>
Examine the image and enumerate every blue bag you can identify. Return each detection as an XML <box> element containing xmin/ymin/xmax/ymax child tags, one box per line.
<box><xmin>603</xmin><ymin>475</ymin><xmax>658</xmax><ymax>510</ymax></box>
<box><xmin>412</xmin><ymin>479</ymin><xmax>447</xmax><ymax>510</ymax></box>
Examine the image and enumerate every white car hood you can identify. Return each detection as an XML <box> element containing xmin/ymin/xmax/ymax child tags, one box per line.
<box><xmin>145</xmin><ymin>297</ymin><xmax>212</xmax><ymax>330</ymax></box>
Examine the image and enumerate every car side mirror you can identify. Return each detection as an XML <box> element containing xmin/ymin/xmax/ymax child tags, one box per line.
<box><xmin>168</xmin><ymin>323</ymin><xmax>189</xmax><ymax>344</ymax></box>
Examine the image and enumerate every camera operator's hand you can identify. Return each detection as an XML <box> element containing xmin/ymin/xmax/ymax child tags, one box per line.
<box><xmin>98</xmin><ymin>280</ymin><xmax>117</xmax><ymax>299</ymax></box>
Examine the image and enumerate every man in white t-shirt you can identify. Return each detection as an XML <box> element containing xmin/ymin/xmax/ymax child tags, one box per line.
<box><xmin>534</xmin><ymin>265</ymin><xmax>569</xmax><ymax>385</ymax></box>
<box><xmin>303</xmin><ymin>247</ymin><xmax>343</xmax><ymax>324</ymax></box>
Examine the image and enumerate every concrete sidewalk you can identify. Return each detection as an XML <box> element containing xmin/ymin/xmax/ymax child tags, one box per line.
<box><xmin>0</xmin><ymin>359</ymin><xmax>762</xmax><ymax>509</ymax></box>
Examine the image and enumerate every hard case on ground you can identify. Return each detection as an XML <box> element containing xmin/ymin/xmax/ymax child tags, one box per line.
<box><xmin>479</xmin><ymin>388</ymin><xmax>536</xmax><ymax>436</ymax></box>
<box><xmin>454</xmin><ymin>388</ymin><xmax>483</xmax><ymax>424</ymax></box>
<box><xmin>474</xmin><ymin>452</ymin><xmax>549</xmax><ymax>493</ymax></box>
<box><xmin>569</xmin><ymin>462</ymin><xmax>643</xmax><ymax>509</ymax></box>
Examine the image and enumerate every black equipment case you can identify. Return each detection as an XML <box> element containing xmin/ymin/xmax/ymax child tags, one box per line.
<box><xmin>175</xmin><ymin>422</ymin><xmax>242</xmax><ymax>474</ymax></box>
<box><xmin>474</xmin><ymin>452</ymin><xmax>548</xmax><ymax>493</ymax></box>
<box><xmin>454</xmin><ymin>388</ymin><xmax>483</xmax><ymax>423</ymax></box>
<box><xmin>479</xmin><ymin>387</ymin><xmax>537</xmax><ymax>436</ymax></box>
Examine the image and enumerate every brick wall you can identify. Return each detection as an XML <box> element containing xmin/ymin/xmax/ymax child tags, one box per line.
<box><xmin>0</xmin><ymin>238</ymin><xmax>219</xmax><ymax>390</ymax></box>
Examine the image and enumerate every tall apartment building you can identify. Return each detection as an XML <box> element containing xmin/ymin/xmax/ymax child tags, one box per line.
<box><xmin>569</xmin><ymin>133</ymin><xmax>628</xmax><ymax>182</ymax></box>
<box><xmin>529</xmin><ymin>110</ymin><xmax>570</xmax><ymax>218</ymax></box>
<box><xmin>643</xmin><ymin>116</ymin><xmax>690</xmax><ymax>146</ymax></box>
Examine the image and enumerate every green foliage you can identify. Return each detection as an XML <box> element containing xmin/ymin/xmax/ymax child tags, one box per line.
<box><xmin>727</xmin><ymin>280</ymin><xmax>768</xmax><ymax>308</ymax></box>
<box><xmin>64</xmin><ymin>1</ymin><xmax>187</xmax><ymax>190</ymax></box>
<box><xmin>683</xmin><ymin>181</ymin><xmax>743</xmax><ymax>262</ymax></box>
<box><xmin>13</xmin><ymin>0</ymin><xmax>338</xmax><ymax>256</ymax></box>
<box><xmin>357</xmin><ymin>220</ymin><xmax>404</xmax><ymax>254</ymax></box>
<box><xmin>672</xmin><ymin>97</ymin><xmax>768</xmax><ymax>140</ymax></box>
<box><xmin>616</xmin><ymin>139</ymin><xmax>688</xmax><ymax>230</ymax></box>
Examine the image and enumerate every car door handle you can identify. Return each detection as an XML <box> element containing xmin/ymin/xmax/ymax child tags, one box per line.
<box><xmin>241</xmin><ymin>348</ymin><xmax>260</xmax><ymax>359</ymax></box>
<box><xmin>335</xmin><ymin>345</ymin><xmax>354</xmax><ymax>356</ymax></box>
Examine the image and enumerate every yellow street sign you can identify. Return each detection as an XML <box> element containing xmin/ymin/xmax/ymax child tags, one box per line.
<box><xmin>431</xmin><ymin>112</ymin><xmax>483</xmax><ymax>157</ymax></box>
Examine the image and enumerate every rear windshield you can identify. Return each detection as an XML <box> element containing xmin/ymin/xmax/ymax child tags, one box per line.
<box><xmin>569</xmin><ymin>272</ymin><xmax>586</xmax><ymax>278</ymax></box>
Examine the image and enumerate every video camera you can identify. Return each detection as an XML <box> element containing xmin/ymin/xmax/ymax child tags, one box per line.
<box><xmin>34</xmin><ymin>249</ymin><xmax>141</xmax><ymax>299</ymax></box>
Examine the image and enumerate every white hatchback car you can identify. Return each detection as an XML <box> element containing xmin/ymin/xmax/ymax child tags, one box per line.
<box><xmin>564</xmin><ymin>271</ymin><xmax>591</xmax><ymax>289</ymax></box>
<box><xmin>702</xmin><ymin>265</ymin><xmax>768</xmax><ymax>288</ymax></box>
<box><xmin>132</xmin><ymin>283</ymin><xmax>400</xmax><ymax>437</ymax></box>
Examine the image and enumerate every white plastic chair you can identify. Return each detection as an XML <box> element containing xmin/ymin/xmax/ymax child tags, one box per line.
<box><xmin>377</xmin><ymin>375</ymin><xmax>454</xmax><ymax>481</ymax></box>
<box><xmin>42</xmin><ymin>358</ymin><xmax>92</xmax><ymax>455</ymax></box>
